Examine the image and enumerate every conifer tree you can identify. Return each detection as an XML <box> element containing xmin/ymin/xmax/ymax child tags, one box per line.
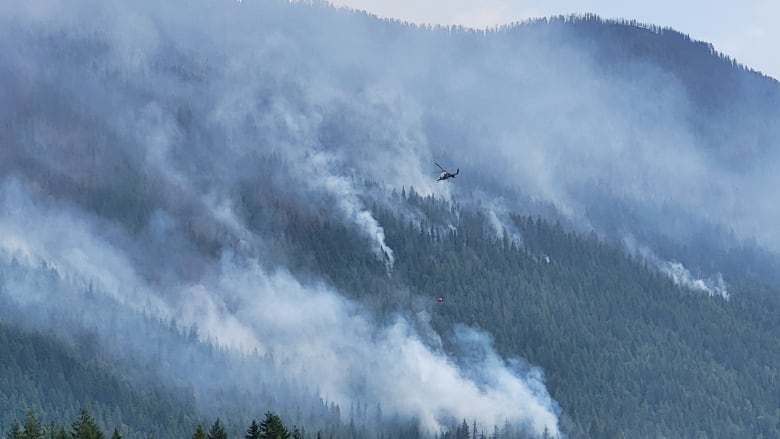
<box><xmin>47</xmin><ymin>422</ymin><xmax>67</xmax><ymax>439</ymax></box>
<box><xmin>70</xmin><ymin>409</ymin><xmax>105</xmax><ymax>439</ymax></box>
<box><xmin>192</xmin><ymin>425</ymin><xmax>207</xmax><ymax>439</ymax></box>
<box><xmin>207</xmin><ymin>419</ymin><xmax>227</xmax><ymax>439</ymax></box>
<box><xmin>245</xmin><ymin>421</ymin><xmax>260</xmax><ymax>439</ymax></box>
<box><xmin>456</xmin><ymin>419</ymin><xmax>470</xmax><ymax>439</ymax></box>
<box><xmin>259</xmin><ymin>412</ymin><xmax>289</xmax><ymax>439</ymax></box>
<box><xmin>6</xmin><ymin>421</ymin><xmax>22</xmax><ymax>439</ymax></box>
<box><xmin>22</xmin><ymin>410</ymin><xmax>44</xmax><ymax>439</ymax></box>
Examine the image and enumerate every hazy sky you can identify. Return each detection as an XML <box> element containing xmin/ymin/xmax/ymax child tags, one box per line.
<box><xmin>327</xmin><ymin>0</ymin><xmax>779</xmax><ymax>80</ymax></box>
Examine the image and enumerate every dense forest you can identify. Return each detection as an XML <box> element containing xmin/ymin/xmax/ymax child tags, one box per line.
<box><xmin>2</xmin><ymin>0</ymin><xmax>780</xmax><ymax>438</ymax></box>
<box><xmin>3</xmin><ymin>409</ymin><xmax>347</xmax><ymax>439</ymax></box>
<box><xmin>275</xmin><ymin>189</ymin><xmax>780</xmax><ymax>438</ymax></box>
<box><xmin>3</xmin><ymin>407</ymin><xmax>550</xmax><ymax>439</ymax></box>
<box><xmin>4</xmin><ymin>193</ymin><xmax>780</xmax><ymax>437</ymax></box>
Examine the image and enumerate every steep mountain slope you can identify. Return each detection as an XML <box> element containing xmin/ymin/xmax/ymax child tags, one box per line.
<box><xmin>7</xmin><ymin>190</ymin><xmax>780</xmax><ymax>438</ymax></box>
<box><xmin>2</xmin><ymin>1</ymin><xmax>780</xmax><ymax>438</ymax></box>
<box><xmin>0</xmin><ymin>318</ymin><xmax>198</xmax><ymax>439</ymax></box>
<box><xmin>275</xmin><ymin>191</ymin><xmax>780</xmax><ymax>438</ymax></box>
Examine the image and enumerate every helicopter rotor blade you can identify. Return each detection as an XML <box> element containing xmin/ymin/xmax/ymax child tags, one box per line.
<box><xmin>435</xmin><ymin>162</ymin><xmax>446</xmax><ymax>172</ymax></box>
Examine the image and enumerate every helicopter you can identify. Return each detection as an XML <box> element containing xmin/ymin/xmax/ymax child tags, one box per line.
<box><xmin>435</xmin><ymin>162</ymin><xmax>459</xmax><ymax>181</ymax></box>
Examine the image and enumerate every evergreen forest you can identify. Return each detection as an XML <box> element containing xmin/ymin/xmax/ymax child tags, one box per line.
<box><xmin>2</xmin><ymin>1</ymin><xmax>780</xmax><ymax>438</ymax></box>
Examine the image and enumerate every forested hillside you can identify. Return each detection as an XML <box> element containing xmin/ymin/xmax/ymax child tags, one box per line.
<box><xmin>274</xmin><ymin>190</ymin><xmax>780</xmax><ymax>438</ymax></box>
<box><xmin>2</xmin><ymin>1</ymin><xmax>780</xmax><ymax>438</ymax></box>
<box><xmin>5</xmin><ymin>192</ymin><xmax>780</xmax><ymax>438</ymax></box>
<box><xmin>0</xmin><ymin>319</ymin><xmax>197</xmax><ymax>439</ymax></box>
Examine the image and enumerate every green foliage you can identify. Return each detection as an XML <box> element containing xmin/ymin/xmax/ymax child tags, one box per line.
<box><xmin>47</xmin><ymin>423</ymin><xmax>67</xmax><ymax>439</ymax></box>
<box><xmin>191</xmin><ymin>425</ymin><xmax>207</xmax><ymax>439</ymax></box>
<box><xmin>5</xmin><ymin>190</ymin><xmax>780</xmax><ymax>439</ymax></box>
<box><xmin>206</xmin><ymin>419</ymin><xmax>227</xmax><ymax>439</ymax></box>
<box><xmin>0</xmin><ymin>317</ymin><xmax>198</xmax><ymax>439</ymax></box>
<box><xmin>70</xmin><ymin>409</ymin><xmax>105</xmax><ymax>439</ymax></box>
<box><xmin>274</xmin><ymin>190</ymin><xmax>780</xmax><ymax>438</ymax></box>
<box><xmin>5</xmin><ymin>422</ymin><xmax>22</xmax><ymax>439</ymax></box>
<box><xmin>4</xmin><ymin>415</ymin><xmax>66</xmax><ymax>439</ymax></box>
<box><xmin>21</xmin><ymin>411</ymin><xmax>43</xmax><ymax>439</ymax></box>
<box><xmin>244</xmin><ymin>421</ymin><xmax>260</xmax><ymax>439</ymax></box>
<box><xmin>258</xmin><ymin>413</ymin><xmax>289</xmax><ymax>439</ymax></box>
<box><xmin>3</xmin><ymin>3</ymin><xmax>780</xmax><ymax>439</ymax></box>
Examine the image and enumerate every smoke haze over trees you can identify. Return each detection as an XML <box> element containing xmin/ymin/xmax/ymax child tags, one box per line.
<box><xmin>2</xmin><ymin>1</ymin><xmax>780</xmax><ymax>438</ymax></box>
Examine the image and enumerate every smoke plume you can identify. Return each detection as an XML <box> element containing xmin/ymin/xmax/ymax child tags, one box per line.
<box><xmin>0</xmin><ymin>177</ymin><xmax>560</xmax><ymax>436</ymax></box>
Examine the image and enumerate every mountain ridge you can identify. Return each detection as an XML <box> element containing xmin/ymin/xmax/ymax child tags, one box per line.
<box><xmin>2</xmin><ymin>1</ymin><xmax>780</xmax><ymax>438</ymax></box>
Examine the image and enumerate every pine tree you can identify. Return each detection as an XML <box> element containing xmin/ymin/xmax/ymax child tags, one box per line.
<box><xmin>259</xmin><ymin>412</ymin><xmax>290</xmax><ymax>439</ymax></box>
<box><xmin>192</xmin><ymin>425</ymin><xmax>207</xmax><ymax>439</ymax></box>
<box><xmin>456</xmin><ymin>419</ymin><xmax>470</xmax><ymax>439</ymax></box>
<box><xmin>46</xmin><ymin>421</ymin><xmax>68</xmax><ymax>439</ymax></box>
<box><xmin>245</xmin><ymin>421</ymin><xmax>261</xmax><ymax>439</ymax></box>
<box><xmin>47</xmin><ymin>422</ymin><xmax>67</xmax><ymax>439</ymax></box>
<box><xmin>291</xmin><ymin>426</ymin><xmax>303</xmax><ymax>439</ymax></box>
<box><xmin>70</xmin><ymin>409</ymin><xmax>105</xmax><ymax>439</ymax></box>
<box><xmin>6</xmin><ymin>421</ymin><xmax>22</xmax><ymax>439</ymax></box>
<box><xmin>22</xmin><ymin>410</ymin><xmax>44</xmax><ymax>439</ymax></box>
<box><xmin>207</xmin><ymin>419</ymin><xmax>227</xmax><ymax>439</ymax></box>
<box><xmin>109</xmin><ymin>429</ymin><xmax>120</xmax><ymax>439</ymax></box>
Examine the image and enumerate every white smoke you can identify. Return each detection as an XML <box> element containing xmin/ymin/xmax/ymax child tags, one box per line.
<box><xmin>312</xmin><ymin>152</ymin><xmax>396</xmax><ymax>270</ymax></box>
<box><xmin>663</xmin><ymin>260</ymin><xmax>729</xmax><ymax>299</ymax></box>
<box><xmin>228</xmin><ymin>90</ymin><xmax>397</xmax><ymax>270</ymax></box>
<box><xmin>172</xmin><ymin>255</ymin><xmax>560</xmax><ymax>436</ymax></box>
<box><xmin>0</xmin><ymin>177</ymin><xmax>560</xmax><ymax>436</ymax></box>
<box><xmin>0</xmin><ymin>179</ymin><xmax>165</xmax><ymax>310</ymax></box>
<box><xmin>622</xmin><ymin>235</ymin><xmax>729</xmax><ymax>299</ymax></box>
<box><xmin>477</xmin><ymin>194</ymin><xmax>524</xmax><ymax>246</ymax></box>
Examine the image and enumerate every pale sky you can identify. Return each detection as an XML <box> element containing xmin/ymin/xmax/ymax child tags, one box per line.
<box><xmin>327</xmin><ymin>0</ymin><xmax>779</xmax><ymax>80</ymax></box>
